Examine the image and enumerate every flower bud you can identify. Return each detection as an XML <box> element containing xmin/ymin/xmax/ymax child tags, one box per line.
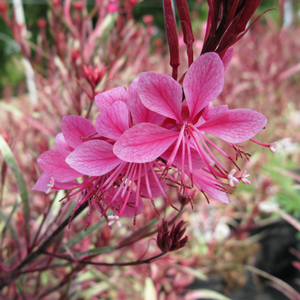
<box><xmin>157</xmin><ymin>220</ymin><xmax>188</xmax><ymax>253</ymax></box>
<box><xmin>37</xmin><ymin>19</ymin><xmax>47</xmax><ymax>28</ymax></box>
<box><xmin>83</xmin><ymin>65</ymin><xmax>105</xmax><ymax>88</ymax></box>
<box><xmin>0</xmin><ymin>2</ymin><xmax>7</xmax><ymax>13</ymax></box>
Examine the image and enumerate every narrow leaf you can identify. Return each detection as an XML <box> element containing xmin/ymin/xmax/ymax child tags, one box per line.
<box><xmin>0</xmin><ymin>209</ymin><xmax>20</xmax><ymax>250</ymax></box>
<box><xmin>1</xmin><ymin>199</ymin><xmax>17</xmax><ymax>237</ymax></box>
<box><xmin>0</xmin><ymin>135</ymin><xmax>30</xmax><ymax>248</ymax></box>
<box><xmin>66</xmin><ymin>222</ymin><xmax>102</xmax><ymax>248</ymax></box>
<box><xmin>74</xmin><ymin>246</ymin><xmax>116</xmax><ymax>258</ymax></box>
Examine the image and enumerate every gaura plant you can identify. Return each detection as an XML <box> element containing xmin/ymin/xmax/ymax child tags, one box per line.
<box><xmin>0</xmin><ymin>0</ymin><xmax>276</xmax><ymax>296</ymax></box>
<box><xmin>33</xmin><ymin>0</ymin><xmax>276</xmax><ymax>227</ymax></box>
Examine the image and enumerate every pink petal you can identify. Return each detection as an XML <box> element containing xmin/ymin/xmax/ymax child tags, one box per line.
<box><xmin>66</xmin><ymin>140</ymin><xmax>122</xmax><ymax>176</ymax></box>
<box><xmin>183</xmin><ymin>52</ymin><xmax>224</xmax><ymax>121</ymax></box>
<box><xmin>54</xmin><ymin>133</ymin><xmax>73</xmax><ymax>151</ymax></box>
<box><xmin>95</xmin><ymin>101</ymin><xmax>130</xmax><ymax>140</ymax></box>
<box><xmin>95</xmin><ymin>86</ymin><xmax>129</xmax><ymax>112</ymax></box>
<box><xmin>38</xmin><ymin>149</ymin><xmax>82</xmax><ymax>182</ymax></box>
<box><xmin>222</xmin><ymin>47</ymin><xmax>233</xmax><ymax>71</ymax></box>
<box><xmin>138</xmin><ymin>72</ymin><xmax>183</xmax><ymax>123</ymax></box>
<box><xmin>113</xmin><ymin>123</ymin><xmax>179</xmax><ymax>163</ymax></box>
<box><xmin>193</xmin><ymin>170</ymin><xmax>229</xmax><ymax>203</ymax></box>
<box><xmin>197</xmin><ymin>109</ymin><xmax>268</xmax><ymax>143</ymax></box>
<box><xmin>161</xmin><ymin>144</ymin><xmax>206</xmax><ymax>170</ymax></box>
<box><xmin>104</xmin><ymin>189</ymin><xmax>144</xmax><ymax>218</ymax></box>
<box><xmin>202</xmin><ymin>103</ymin><xmax>228</xmax><ymax>121</ymax></box>
<box><xmin>129</xmin><ymin>77</ymin><xmax>166</xmax><ymax>125</ymax></box>
<box><xmin>32</xmin><ymin>173</ymin><xmax>78</xmax><ymax>192</ymax></box>
<box><xmin>128</xmin><ymin>77</ymin><xmax>139</xmax><ymax>98</ymax></box>
<box><xmin>62</xmin><ymin>116</ymin><xmax>95</xmax><ymax>149</ymax></box>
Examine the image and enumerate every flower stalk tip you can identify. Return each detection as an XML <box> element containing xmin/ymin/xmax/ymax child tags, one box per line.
<box><xmin>163</xmin><ymin>0</ymin><xmax>180</xmax><ymax>80</ymax></box>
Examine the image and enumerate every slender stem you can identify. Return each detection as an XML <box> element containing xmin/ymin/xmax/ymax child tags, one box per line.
<box><xmin>85</xmin><ymin>89</ymin><xmax>95</xmax><ymax>119</ymax></box>
<box><xmin>38</xmin><ymin>264</ymin><xmax>84</xmax><ymax>299</ymax></box>
<box><xmin>16</xmin><ymin>263</ymin><xmax>71</xmax><ymax>275</ymax></box>
<box><xmin>117</xmin><ymin>206</ymin><xmax>184</xmax><ymax>250</ymax></box>
<box><xmin>28</xmin><ymin>197</ymin><xmax>54</xmax><ymax>253</ymax></box>
<box><xmin>0</xmin><ymin>201</ymin><xmax>89</xmax><ymax>290</ymax></box>
<box><xmin>43</xmin><ymin>250</ymin><xmax>166</xmax><ymax>267</ymax></box>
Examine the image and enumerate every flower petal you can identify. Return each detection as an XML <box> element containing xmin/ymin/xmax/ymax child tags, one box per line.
<box><xmin>66</xmin><ymin>140</ymin><xmax>122</xmax><ymax>176</ymax></box>
<box><xmin>95</xmin><ymin>86</ymin><xmax>129</xmax><ymax>112</ymax></box>
<box><xmin>37</xmin><ymin>149</ymin><xmax>82</xmax><ymax>182</ymax></box>
<box><xmin>95</xmin><ymin>101</ymin><xmax>130</xmax><ymax>140</ymax></box>
<box><xmin>113</xmin><ymin>123</ymin><xmax>178</xmax><ymax>163</ymax></box>
<box><xmin>54</xmin><ymin>133</ymin><xmax>73</xmax><ymax>151</ymax></box>
<box><xmin>197</xmin><ymin>109</ymin><xmax>267</xmax><ymax>143</ymax></box>
<box><xmin>138</xmin><ymin>72</ymin><xmax>183</xmax><ymax>123</ymax></box>
<box><xmin>62</xmin><ymin>116</ymin><xmax>95</xmax><ymax>149</ymax></box>
<box><xmin>183</xmin><ymin>52</ymin><xmax>224</xmax><ymax>121</ymax></box>
<box><xmin>202</xmin><ymin>103</ymin><xmax>228</xmax><ymax>121</ymax></box>
<box><xmin>32</xmin><ymin>173</ymin><xmax>78</xmax><ymax>192</ymax></box>
<box><xmin>129</xmin><ymin>77</ymin><xmax>166</xmax><ymax>125</ymax></box>
<box><xmin>193</xmin><ymin>170</ymin><xmax>229</xmax><ymax>203</ymax></box>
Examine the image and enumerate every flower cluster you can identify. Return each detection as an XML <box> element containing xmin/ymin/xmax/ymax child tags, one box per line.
<box><xmin>33</xmin><ymin>52</ymin><xmax>273</xmax><ymax>227</ymax></box>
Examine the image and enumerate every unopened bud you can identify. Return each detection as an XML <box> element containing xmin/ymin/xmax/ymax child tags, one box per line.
<box><xmin>0</xmin><ymin>2</ymin><xmax>7</xmax><ymax>13</ymax></box>
<box><xmin>143</xmin><ymin>15</ymin><xmax>153</xmax><ymax>25</ymax></box>
<box><xmin>37</xmin><ymin>19</ymin><xmax>47</xmax><ymax>28</ymax></box>
<box><xmin>73</xmin><ymin>1</ymin><xmax>83</xmax><ymax>10</ymax></box>
<box><xmin>83</xmin><ymin>64</ymin><xmax>105</xmax><ymax>88</ymax></box>
<box><xmin>157</xmin><ymin>220</ymin><xmax>188</xmax><ymax>253</ymax></box>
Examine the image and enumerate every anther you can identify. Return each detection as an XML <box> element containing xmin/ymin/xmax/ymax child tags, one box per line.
<box><xmin>107</xmin><ymin>215</ymin><xmax>122</xmax><ymax>227</ymax></box>
<box><xmin>269</xmin><ymin>142</ymin><xmax>277</xmax><ymax>153</ymax></box>
<box><xmin>227</xmin><ymin>169</ymin><xmax>239</xmax><ymax>187</ymax></box>
<box><xmin>45</xmin><ymin>177</ymin><xmax>55</xmax><ymax>194</ymax></box>
<box><xmin>240</xmin><ymin>170</ymin><xmax>251</xmax><ymax>184</ymax></box>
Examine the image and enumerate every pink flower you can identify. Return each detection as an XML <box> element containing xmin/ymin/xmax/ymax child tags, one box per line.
<box><xmin>113</xmin><ymin>52</ymin><xmax>267</xmax><ymax>193</ymax></box>
<box><xmin>33</xmin><ymin>115</ymin><xmax>144</xmax><ymax>224</ymax></box>
<box><xmin>65</xmin><ymin>83</ymin><xmax>171</xmax><ymax>219</ymax></box>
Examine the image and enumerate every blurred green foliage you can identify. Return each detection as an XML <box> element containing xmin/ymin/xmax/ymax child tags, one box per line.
<box><xmin>263</xmin><ymin>152</ymin><xmax>300</xmax><ymax>216</ymax></box>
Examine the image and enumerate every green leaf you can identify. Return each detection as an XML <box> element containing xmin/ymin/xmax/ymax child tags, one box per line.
<box><xmin>0</xmin><ymin>135</ymin><xmax>30</xmax><ymax>247</ymax></box>
<box><xmin>184</xmin><ymin>289</ymin><xmax>232</xmax><ymax>300</ymax></box>
<box><xmin>16</xmin><ymin>281</ymin><xmax>27</xmax><ymax>300</ymax></box>
<box><xmin>1</xmin><ymin>199</ymin><xmax>17</xmax><ymax>236</ymax></box>
<box><xmin>0</xmin><ymin>208</ymin><xmax>20</xmax><ymax>250</ymax></box>
<box><xmin>65</xmin><ymin>221</ymin><xmax>102</xmax><ymax>249</ymax></box>
<box><xmin>74</xmin><ymin>246</ymin><xmax>116</xmax><ymax>258</ymax></box>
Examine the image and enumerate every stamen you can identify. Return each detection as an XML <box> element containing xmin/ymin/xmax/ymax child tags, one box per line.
<box><xmin>250</xmin><ymin>139</ymin><xmax>277</xmax><ymax>153</ymax></box>
<box><xmin>227</xmin><ymin>169</ymin><xmax>239</xmax><ymax>187</ymax></box>
<box><xmin>198</xmin><ymin>134</ymin><xmax>227</xmax><ymax>173</ymax></box>
<box><xmin>189</xmin><ymin>128</ymin><xmax>223</xmax><ymax>178</ymax></box>
<box><xmin>107</xmin><ymin>215</ymin><xmax>122</xmax><ymax>227</ymax></box>
<box><xmin>45</xmin><ymin>177</ymin><xmax>55</xmax><ymax>194</ymax></box>
<box><xmin>240</xmin><ymin>170</ymin><xmax>251</xmax><ymax>184</ymax></box>
<box><xmin>162</xmin><ymin>124</ymin><xmax>185</xmax><ymax>178</ymax></box>
<box><xmin>119</xmin><ymin>164</ymin><xmax>137</xmax><ymax>216</ymax></box>
<box><xmin>150</xmin><ymin>166</ymin><xmax>179</xmax><ymax>211</ymax></box>
<box><xmin>269</xmin><ymin>142</ymin><xmax>277</xmax><ymax>153</ymax></box>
